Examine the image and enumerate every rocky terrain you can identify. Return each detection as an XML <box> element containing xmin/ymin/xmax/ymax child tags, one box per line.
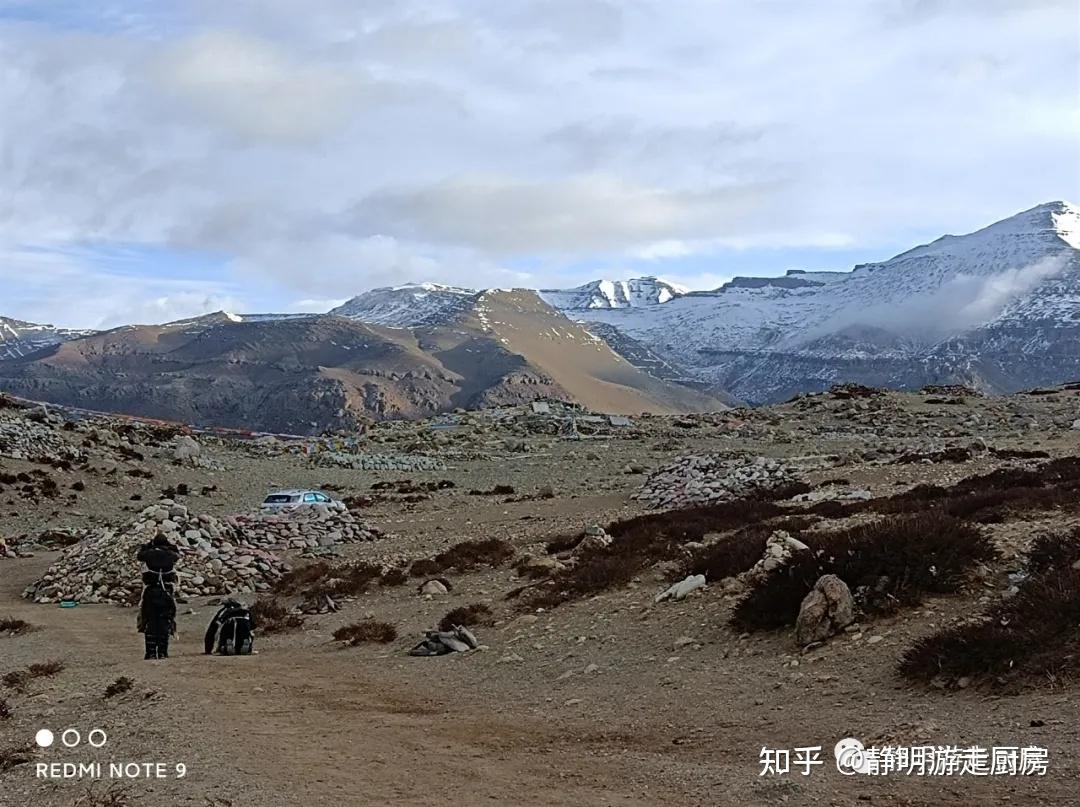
<box><xmin>1</xmin><ymin>384</ymin><xmax>1080</xmax><ymax>805</ymax></box>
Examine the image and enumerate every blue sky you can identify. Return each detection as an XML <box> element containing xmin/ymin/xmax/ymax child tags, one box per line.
<box><xmin>0</xmin><ymin>0</ymin><xmax>1076</xmax><ymax>328</ymax></box>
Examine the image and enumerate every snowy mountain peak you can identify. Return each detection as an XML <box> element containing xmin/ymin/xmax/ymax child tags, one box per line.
<box><xmin>330</xmin><ymin>283</ymin><xmax>481</xmax><ymax>327</ymax></box>
<box><xmin>539</xmin><ymin>276</ymin><xmax>688</xmax><ymax>310</ymax></box>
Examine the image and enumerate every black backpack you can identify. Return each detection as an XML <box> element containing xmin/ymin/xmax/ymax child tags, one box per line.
<box><xmin>204</xmin><ymin>603</ymin><xmax>254</xmax><ymax>656</ymax></box>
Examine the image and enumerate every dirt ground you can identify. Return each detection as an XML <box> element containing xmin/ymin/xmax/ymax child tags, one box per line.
<box><xmin>3</xmin><ymin>391</ymin><xmax>1080</xmax><ymax>806</ymax></box>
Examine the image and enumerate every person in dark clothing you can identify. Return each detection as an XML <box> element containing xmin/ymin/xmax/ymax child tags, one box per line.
<box><xmin>140</xmin><ymin>586</ymin><xmax>176</xmax><ymax>659</ymax></box>
<box><xmin>204</xmin><ymin>599</ymin><xmax>256</xmax><ymax>656</ymax></box>
<box><xmin>137</xmin><ymin>533</ymin><xmax>180</xmax><ymax>660</ymax></box>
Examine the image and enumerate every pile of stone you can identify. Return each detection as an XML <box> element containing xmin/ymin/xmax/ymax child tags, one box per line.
<box><xmin>23</xmin><ymin>502</ymin><xmax>293</xmax><ymax>604</ymax></box>
<box><xmin>313</xmin><ymin>451</ymin><xmax>446</xmax><ymax>472</ymax></box>
<box><xmin>633</xmin><ymin>453</ymin><xmax>801</xmax><ymax>509</ymax></box>
<box><xmin>0</xmin><ymin>417</ymin><xmax>84</xmax><ymax>463</ymax></box>
<box><xmin>23</xmin><ymin>500</ymin><xmax>387</xmax><ymax>604</ymax></box>
<box><xmin>229</xmin><ymin>506</ymin><xmax>383</xmax><ymax>553</ymax></box>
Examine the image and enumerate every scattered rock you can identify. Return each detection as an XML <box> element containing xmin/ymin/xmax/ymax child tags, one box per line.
<box><xmin>795</xmin><ymin>574</ymin><xmax>855</xmax><ymax>646</ymax></box>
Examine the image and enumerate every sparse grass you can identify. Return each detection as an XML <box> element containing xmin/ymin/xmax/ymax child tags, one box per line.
<box><xmin>103</xmin><ymin>677</ymin><xmax>135</xmax><ymax>699</ymax></box>
<box><xmin>250</xmin><ymin>599</ymin><xmax>304</xmax><ymax>634</ymax></box>
<box><xmin>274</xmin><ymin>562</ymin><xmax>383</xmax><ymax>600</ymax></box>
<box><xmin>0</xmin><ymin>617</ymin><xmax>34</xmax><ymax>636</ymax></box>
<box><xmin>333</xmin><ymin>620</ymin><xmax>397</xmax><ymax>646</ymax></box>
<box><xmin>408</xmin><ymin>538</ymin><xmax>514</xmax><ymax>576</ymax></box>
<box><xmin>731</xmin><ymin>512</ymin><xmax>996</xmax><ymax>631</ymax></box>
<box><xmin>438</xmin><ymin>603</ymin><xmax>494</xmax><ymax>632</ymax></box>
<box><xmin>900</xmin><ymin>565</ymin><xmax>1080</xmax><ymax>688</ymax></box>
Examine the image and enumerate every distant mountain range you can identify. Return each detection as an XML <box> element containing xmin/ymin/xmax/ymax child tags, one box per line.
<box><xmin>1</xmin><ymin>201</ymin><xmax>1077</xmax><ymax>427</ymax></box>
<box><xmin>0</xmin><ymin>290</ymin><xmax>721</xmax><ymax>433</ymax></box>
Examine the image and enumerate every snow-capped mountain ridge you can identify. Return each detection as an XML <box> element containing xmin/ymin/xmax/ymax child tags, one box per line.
<box><xmin>539</xmin><ymin>276</ymin><xmax>687</xmax><ymax>310</ymax></box>
<box><xmin>553</xmin><ymin>201</ymin><xmax>1080</xmax><ymax>402</ymax></box>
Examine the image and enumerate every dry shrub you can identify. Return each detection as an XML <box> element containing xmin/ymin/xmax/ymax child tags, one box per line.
<box><xmin>685</xmin><ymin>528</ymin><xmax>771</xmax><ymax>582</ymax></box>
<box><xmin>71</xmin><ymin>785</ymin><xmax>133</xmax><ymax>807</ymax></box>
<box><xmin>523</xmin><ymin>498</ymin><xmax>791</xmax><ymax>610</ymax></box>
<box><xmin>469</xmin><ymin>485</ymin><xmax>516</xmax><ymax>496</ymax></box>
<box><xmin>275</xmin><ymin>562</ymin><xmax>381</xmax><ymax>600</ymax></box>
<box><xmin>103</xmin><ymin>677</ymin><xmax>134</xmax><ymax>699</ymax></box>
<box><xmin>409</xmin><ymin>558</ymin><xmax>442</xmax><ymax>577</ymax></box>
<box><xmin>0</xmin><ymin>744</ymin><xmax>32</xmax><ymax>774</ymax></box>
<box><xmin>250</xmin><ymin>599</ymin><xmax>304</xmax><ymax>634</ymax></box>
<box><xmin>1026</xmin><ymin>528</ymin><xmax>1080</xmax><ymax>576</ymax></box>
<box><xmin>379</xmin><ymin>568</ymin><xmax>409</xmax><ymax>587</ymax></box>
<box><xmin>333</xmin><ymin>620</ymin><xmax>397</xmax><ymax>646</ymax></box>
<box><xmin>0</xmin><ymin>617</ymin><xmax>33</xmax><ymax>636</ymax></box>
<box><xmin>0</xmin><ymin>697</ymin><xmax>9</xmax><ymax>720</ymax></box>
<box><xmin>1</xmin><ymin>671</ymin><xmax>30</xmax><ymax>691</ymax></box>
<box><xmin>409</xmin><ymin>538</ymin><xmax>514</xmax><ymax>576</ymax></box>
<box><xmin>545</xmin><ymin>532</ymin><xmax>584</xmax><ymax>554</ymax></box>
<box><xmin>900</xmin><ymin>566</ymin><xmax>1080</xmax><ymax>688</ymax></box>
<box><xmin>438</xmin><ymin>603</ymin><xmax>494</xmax><ymax>632</ymax></box>
<box><xmin>28</xmin><ymin>660</ymin><xmax>64</xmax><ymax>678</ymax></box>
<box><xmin>732</xmin><ymin>512</ymin><xmax>995</xmax><ymax>631</ymax></box>
<box><xmin>272</xmin><ymin>562</ymin><xmax>332</xmax><ymax>596</ymax></box>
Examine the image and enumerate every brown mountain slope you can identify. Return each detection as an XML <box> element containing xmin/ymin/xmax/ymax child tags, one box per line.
<box><xmin>0</xmin><ymin>295</ymin><xmax>724</xmax><ymax>433</ymax></box>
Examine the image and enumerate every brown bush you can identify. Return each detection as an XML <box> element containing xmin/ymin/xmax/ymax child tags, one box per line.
<box><xmin>0</xmin><ymin>617</ymin><xmax>33</xmax><ymax>636</ymax></box>
<box><xmin>438</xmin><ymin>603</ymin><xmax>494</xmax><ymax>632</ymax></box>
<box><xmin>732</xmin><ymin>512</ymin><xmax>995</xmax><ymax>631</ymax></box>
<box><xmin>900</xmin><ymin>566</ymin><xmax>1080</xmax><ymax>688</ymax></box>
<box><xmin>333</xmin><ymin>620</ymin><xmax>397</xmax><ymax>646</ymax></box>
<box><xmin>272</xmin><ymin>563</ymin><xmax>332</xmax><ymax>596</ymax></box>
<box><xmin>250</xmin><ymin>599</ymin><xmax>304</xmax><ymax>634</ymax></box>
<box><xmin>28</xmin><ymin>660</ymin><xmax>64</xmax><ymax>678</ymax></box>
<box><xmin>71</xmin><ymin>785</ymin><xmax>133</xmax><ymax>807</ymax></box>
<box><xmin>0</xmin><ymin>744</ymin><xmax>32</xmax><ymax>774</ymax></box>
<box><xmin>103</xmin><ymin>677</ymin><xmax>134</xmax><ymax>699</ymax></box>
<box><xmin>1</xmin><ymin>671</ymin><xmax>30</xmax><ymax>691</ymax></box>
<box><xmin>409</xmin><ymin>539</ymin><xmax>514</xmax><ymax>576</ymax></box>
<box><xmin>379</xmin><ymin>568</ymin><xmax>409</xmax><ymax>587</ymax></box>
<box><xmin>1026</xmin><ymin>528</ymin><xmax>1080</xmax><ymax>576</ymax></box>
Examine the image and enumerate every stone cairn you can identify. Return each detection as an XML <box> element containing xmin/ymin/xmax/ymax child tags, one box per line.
<box><xmin>633</xmin><ymin>453</ymin><xmax>799</xmax><ymax>509</ymax></box>
<box><xmin>23</xmin><ymin>501</ymin><xmax>383</xmax><ymax>605</ymax></box>
<box><xmin>0</xmin><ymin>417</ymin><xmax>84</xmax><ymax>463</ymax></box>
<box><xmin>313</xmin><ymin>451</ymin><xmax>447</xmax><ymax>471</ymax></box>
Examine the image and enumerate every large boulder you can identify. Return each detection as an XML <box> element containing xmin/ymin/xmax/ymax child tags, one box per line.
<box><xmin>173</xmin><ymin>436</ymin><xmax>202</xmax><ymax>462</ymax></box>
<box><xmin>795</xmin><ymin>574</ymin><xmax>855</xmax><ymax>645</ymax></box>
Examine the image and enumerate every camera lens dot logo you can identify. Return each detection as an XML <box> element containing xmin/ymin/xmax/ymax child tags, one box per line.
<box><xmin>35</xmin><ymin>729</ymin><xmax>55</xmax><ymax>748</ymax></box>
<box><xmin>834</xmin><ymin>737</ymin><xmax>870</xmax><ymax>775</ymax></box>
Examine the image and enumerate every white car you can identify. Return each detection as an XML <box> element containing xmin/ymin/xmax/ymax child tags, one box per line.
<box><xmin>260</xmin><ymin>489</ymin><xmax>343</xmax><ymax>513</ymax></box>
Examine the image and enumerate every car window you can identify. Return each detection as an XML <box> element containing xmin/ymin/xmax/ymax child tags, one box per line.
<box><xmin>303</xmin><ymin>493</ymin><xmax>317</xmax><ymax>503</ymax></box>
<box><xmin>316</xmin><ymin>493</ymin><xmax>330</xmax><ymax>502</ymax></box>
<box><xmin>263</xmin><ymin>495</ymin><xmax>292</xmax><ymax>504</ymax></box>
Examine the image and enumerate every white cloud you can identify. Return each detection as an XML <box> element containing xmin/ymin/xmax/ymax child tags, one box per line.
<box><xmin>0</xmin><ymin>0</ymin><xmax>1075</xmax><ymax>325</ymax></box>
<box><xmin>152</xmin><ymin>31</ymin><xmax>357</xmax><ymax>143</ymax></box>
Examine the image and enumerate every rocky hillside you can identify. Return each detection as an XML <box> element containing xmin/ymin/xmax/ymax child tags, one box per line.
<box><xmin>0</xmin><ymin>292</ymin><xmax>723</xmax><ymax>433</ymax></box>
